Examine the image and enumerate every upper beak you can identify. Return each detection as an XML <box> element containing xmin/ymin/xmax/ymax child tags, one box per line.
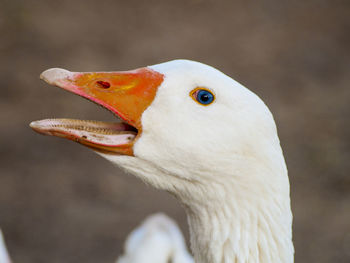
<box><xmin>30</xmin><ymin>67</ymin><xmax>164</xmax><ymax>155</ymax></box>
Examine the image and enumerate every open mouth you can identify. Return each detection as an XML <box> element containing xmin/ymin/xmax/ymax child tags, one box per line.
<box><xmin>30</xmin><ymin>118</ymin><xmax>138</xmax><ymax>155</ymax></box>
<box><xmin>30</xmin><ymin>67</ymin><xmax>163</xmax><ymax>155</ymax></box>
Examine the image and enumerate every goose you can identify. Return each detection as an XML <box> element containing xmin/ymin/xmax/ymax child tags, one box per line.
<box><xmin>0</xmin><ymin>215</ymin><xmax>191</xmax><ymax>263</ymax></box>
<box><xmin>117</xmin><ymin>213</ymin><xmax>193</xmax><ymax>263</ymax></box>
<box><xmin>30</xmin><ymin>59</ymin><xmax>294</xmax><ymax>263</ymax></box>
<box><xmin>0</xmin><ymin>229</ymin><xmax>11</xmax><ymax>263</ymax></box>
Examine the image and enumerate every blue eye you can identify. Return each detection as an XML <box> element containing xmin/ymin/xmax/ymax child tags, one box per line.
<box><xmin>191</xmin><ymin>88</ymin><xmax>215</xmax><ymax>105</ymax></box>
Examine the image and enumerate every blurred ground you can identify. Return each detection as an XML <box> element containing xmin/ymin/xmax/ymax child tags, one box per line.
<box><xmin>0</xmin><ymin>0</ymin><xmax>349</xmax><ymax>262</ymax></box>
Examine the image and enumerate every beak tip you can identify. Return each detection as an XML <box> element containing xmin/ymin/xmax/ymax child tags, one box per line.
<box><xmin>29</xmin><ymin>121</ymin><xmax>39</xmax><ymax>129</ymax></box>
<box><xmin>40</xmin><ymin>68</ymin><xmax>72</xmax><ymax>84</ymax></box>
<box><xmin>29</xmin><ymin>120</ymin><xmax>47</xmax><ymax>135</ymax></box>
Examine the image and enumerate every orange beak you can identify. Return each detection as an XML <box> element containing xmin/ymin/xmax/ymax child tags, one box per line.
<box><xmin>30</xmin><ymin>67</ymin><xmax>164</xmax><ymax>156</ymax></box>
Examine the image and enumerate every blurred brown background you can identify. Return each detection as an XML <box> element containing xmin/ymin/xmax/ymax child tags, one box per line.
<box><xmin>0</xmin><ymin>0</ymin><xmax>349</xmax><ymax>262</ymax></box>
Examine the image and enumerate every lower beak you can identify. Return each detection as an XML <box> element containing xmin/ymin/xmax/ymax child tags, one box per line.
<box><xmin>30</xmin><ymin>67</ymin><xmax>164</xmax><ymax>156</ymax></box>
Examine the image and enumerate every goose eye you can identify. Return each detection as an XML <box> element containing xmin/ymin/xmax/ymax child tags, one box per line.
<box><xmin>190</xmin><ymin>88</ymin><xmax>215</xmax><ymax>106</ymax></box>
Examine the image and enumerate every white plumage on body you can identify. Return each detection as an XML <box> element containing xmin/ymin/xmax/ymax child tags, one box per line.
<box><xmin>117</xmin><ymin>213</ymin><xmax>193</xmax><ymax>263</ymax></box>
<box><xmin>0</xmin><ymin>229</ymin><xmax>11</xmax><ymax>263</ymax></box>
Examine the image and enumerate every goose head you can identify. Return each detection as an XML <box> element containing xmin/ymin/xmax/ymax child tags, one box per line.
<box><xmin>31</xmin><ymin>60</ymin><xmax>293</xmax><ymax>263</ymax></box>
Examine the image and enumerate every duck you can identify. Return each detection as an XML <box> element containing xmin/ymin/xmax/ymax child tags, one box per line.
<box><xmin>30</xmin><ymin>59</ymin><xmax>294</xmax><ymax>263</ymax></box>
<box><xmin>0</xmin><ymin>229</ymin><xmax>11</xmax><ymax>263</ymax></box>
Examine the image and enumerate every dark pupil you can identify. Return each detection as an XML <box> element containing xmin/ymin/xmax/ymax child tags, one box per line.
<box><xmin>200</xmin><ymin>93</ymin><xmax>210</xmax><ymax>102</ymax></box>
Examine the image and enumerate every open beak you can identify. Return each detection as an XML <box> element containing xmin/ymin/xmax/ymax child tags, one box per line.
<box><xmin>30</xmin><ymin>67</ymin><xmax>164</xmax><ymax>156</ymax></box>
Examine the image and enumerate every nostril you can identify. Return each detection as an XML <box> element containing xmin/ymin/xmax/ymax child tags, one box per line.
<box><xmin>96</xmin><ymin>80</ymin><xmax>111</xmax><ymax>89</ymax></box>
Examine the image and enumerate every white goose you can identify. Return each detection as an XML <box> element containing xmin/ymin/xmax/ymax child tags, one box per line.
<box><xmin>117</xmin><ymin>213</ymin><xmax>193</xmax><ymax>263</ymax></box>
<box><xmin>30</xmin><ymin>60</ymin><xmax>294</xmax><ymax>263</ymax></box>
<box><xmin>0</xmin><ymin>229</ymin><xmax>11</xmax><ymax>263</ymax></box>
<box><xmin>0</xmin><ymin>215</ymin><xmax>191</xmax><ymax>263</ymax></box>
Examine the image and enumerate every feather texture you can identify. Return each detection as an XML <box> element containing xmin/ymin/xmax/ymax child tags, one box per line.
<box><xmin>0</xmin><ymin>229</ymin><xmax>11</xmax><ymax>263</ymax></box>
<box><xmin>116</xmin><ymin>213</ymin><xmax>193</xmax><ymax>263</ymax></box>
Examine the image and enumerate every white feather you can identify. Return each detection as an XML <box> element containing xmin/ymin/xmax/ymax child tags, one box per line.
<box><xmin>0</xmin><ymin>229</ymin><xmax>11</xmax><ymax>263</ymax></box>
<box><xmin>116</xmin><ymin>213</ymin><xmax>193</xmax><ymax>263</ymax></box>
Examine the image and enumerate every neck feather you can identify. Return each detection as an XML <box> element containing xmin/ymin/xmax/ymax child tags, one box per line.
<box><xmin>170</xmin><ymin>155</ymin><xmax>294</xmax><ymax>263</ymax></box>
<box><xmin>175</xmin><ymin>168</ymin><xmax>294</xmax><ymax>263</ymax></box>
<box><xmin>184</xmin><ymin>194</ymin><xmax>293</xmax><ymax>263</ymax></box>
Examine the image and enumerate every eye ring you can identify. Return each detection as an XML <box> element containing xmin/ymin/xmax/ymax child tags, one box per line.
<box><xmin>190</xmin><ymin>87</ymin><xmax>215</xmax><ymax>106</ymax></box>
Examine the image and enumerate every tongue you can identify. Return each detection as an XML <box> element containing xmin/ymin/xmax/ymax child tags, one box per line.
<box><xmin>30</xmin><ymin>119</ymin><xmax>136</xmax><ymax>146</ymax></box>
